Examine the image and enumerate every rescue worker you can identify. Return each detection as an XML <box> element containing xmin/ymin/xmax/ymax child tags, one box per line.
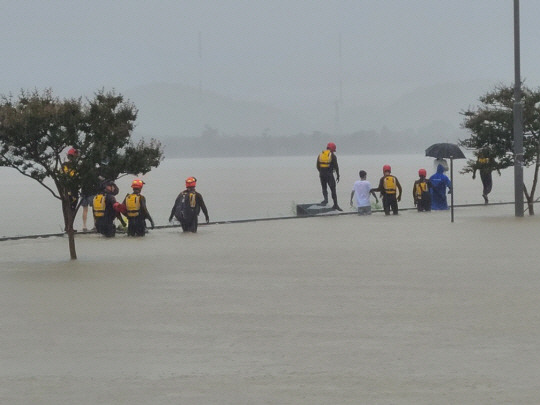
<box><xmin>371</xmin><ymin>164</ymin><xmax>402</xmax><ymax>215</ymax></box>
<box><xmin>168</xmin><ymin>177</ymin><xmax>209</xmax><ymax>233</ymax></box>
<box><xmin>429</xmin><ymin>164</ymin><xmax>452</xmax><ymax>210</ymax></box>
<box><xmin>413</xmin><ymin>168</ymin><xmax>432</xmax><ymax>212</ymax></box>
<box><xmin>472</xmin><ymin>151</ymin><xmax>500</xmax><ymax>204</ymax></box>
<box><xmin>92</xmin><ymin>180</ymin><xmax>126</xmax><ymax>237</ymax></box>
<box><xmin>122</xmin><ymin>179</ymin><xmax>155</xmax><ymax>237</ymax></box>
<box><xmin>61</xmin><ymin>147</ymin><xmax>79</xmax><ymax>231</ymax></box>
<box><xmin>316</xmin><ymin>142</ymin><xmax>342</xmax><ymax>211</ymax></box>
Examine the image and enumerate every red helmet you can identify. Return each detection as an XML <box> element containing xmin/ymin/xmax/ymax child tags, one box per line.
<box><xmin>383</xmin><ymin>164</ymin><xmax>391</xmax><ymax>173</ymax></box>
<box><xmin>418</xmin><ymin>168</ymin><xmax>427</xmax><ymax>177</ymax></box>
<box><xmin>131</xmin><ymin>179</ymin><xmax>144</xmax><ymax>189</ymax></box>
<box><xmin>67</xmin><ymin>147</ymin><xmax>78</xmax><ymax>157</ymax></box>
<box><xmin>327</xmin><ymin>142</ymin><xmax>336</xmax><ymax>152</ymax></box>
<box><xmin>185</xmin><ymin>176</ymin><xmax>197</xmax><ymax>188</ymax></box>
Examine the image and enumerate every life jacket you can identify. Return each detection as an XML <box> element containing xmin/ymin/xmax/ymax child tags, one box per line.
<box><xmin>318</xmin><ymin>150</ymin><xmax>332</xmax><ymax>168</ymax></box>
<box><xmin>175</xmin><ymin>191</ymin><xmax>197</xmax><ymax>223</ymax></box>
<box><xmin>125</xmin><ymin>193</ymin><xmax>141</xmax><ymax>217</ymax></box>
<box><xmin>415</xmin><ymin>180</ymin><xmax>428</xmax><ymax>199</ymax></box>
<box><xmin>93</xmin><ymin>193</ymin><xmax>106</xmax><ymax>217</ymax></box>
<box><xmin>383</xmin><ymin>175</ymin><xmax>397</xmax><ymax>194</ymax></box>
<box><xmin>62</xmin><ymin>163</ymin><xmax>76</xmax><ymax>177</ymax></box>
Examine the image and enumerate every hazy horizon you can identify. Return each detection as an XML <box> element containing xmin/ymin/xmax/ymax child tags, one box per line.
<box><xmin>2</xmin><ymin>1</ymin><xmax>539</xmax><ymax>139</ymax></box>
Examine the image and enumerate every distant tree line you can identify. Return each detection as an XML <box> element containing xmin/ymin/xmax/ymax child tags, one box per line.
<box><xmin>163</xmin><ymin>125</ymin><xmax>455</xmax><ymax>158</ymax></box>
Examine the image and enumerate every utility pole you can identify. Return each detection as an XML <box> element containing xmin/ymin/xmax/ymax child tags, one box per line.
<box><xmin>334</xmin><ymin>33</ymin><xmax>343</xmax><ymax>137</ymax></box>
<box><xmin>513</xmin><ymin>0</ymin><xmax>524</xmax><ymax>217</ymax></box>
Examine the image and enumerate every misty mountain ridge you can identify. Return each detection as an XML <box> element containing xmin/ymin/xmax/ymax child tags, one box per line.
<box><xmin>125</xmin><ymin>83</ymin><xmax>311</xmax><ymax>139</ymax></box>
<box><xmin>125</xmin><ymin>80</ymin><xmax>495</xmax><ymax>155</ymax></box>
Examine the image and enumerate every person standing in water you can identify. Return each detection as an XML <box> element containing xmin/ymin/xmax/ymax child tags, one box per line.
<box><xmin>372</xmin><ymin>165</ymin><xmax>402</xmax><ymax>216</ymax></box>
<box><xmin>316</xmin><ymin>142</ymin><xmax>342</xmax><ymax>211</ymax></box>
<box><xmin>92</xmin><ymin>180</ymin><xmax>126</xmax><ymax>237</ymax></box>
<box><xmin>429</xmin><ymin>164</ymin><xmax>452</xmax><ymax>210</ymax></box>
<box><xmin>123</xmin><ymin>179</ymin><xmax>155</xmax><ymax>236</ymax></box>
<box><xmin>169</xmin><ymin>177</ymin><xmax>209</xmax><ymax>233</ymax></box>
<box><xmin>412</xmin><ymin>168</ymin><xmax>432</xmax><ymax>212</ymax></box>
<box><xmin>350</xmin><ymin>170</ymin><xmax>378</xmax><ymax>215</ymax></box>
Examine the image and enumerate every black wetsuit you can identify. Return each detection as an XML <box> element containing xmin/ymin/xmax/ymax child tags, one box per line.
<box><xmin>94</xmin><ymin>192</ymin><xmax>119</xmax><ymax>237</ymax></box>
<box><xmin>413</xmin><ymin>178</ymin><xmax>432</xmax><ymax>212</ymax></box>
<box><xmin>169</xmin><ymin>189</ymin><xmax>209</xmax><ymax>233</ymax></box>
<box><xmin>373</xmin><ymin>175</ymin><xmax>402</xmax><ymax>215</ymax></box>
<box><xmin>123</xmin><ymin>193</ymin><xmax>154</xmax><ymax>237</ymax></box>
<box><xmin>316</xmin><ymin>151</ymin><xmax>340</xmax><ymax>206</ymax></box>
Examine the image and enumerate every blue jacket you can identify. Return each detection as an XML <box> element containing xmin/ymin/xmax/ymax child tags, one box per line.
<box><xmin>429</xmin><ymin>164</ymin><xmax>452</xmax><ymax>210</ymax></box>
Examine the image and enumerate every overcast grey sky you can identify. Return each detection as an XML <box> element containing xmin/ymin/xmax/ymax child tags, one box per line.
<box><xmin>1</xmin><ymin>1</ymin><xmax>539</xmax><ymax>117</ymax></box>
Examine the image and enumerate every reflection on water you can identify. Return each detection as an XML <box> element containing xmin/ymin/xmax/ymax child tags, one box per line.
<box><xmin>0</xmin><ymin>153</ymin><xmax>517</xmax><ymax>237</ymax></box>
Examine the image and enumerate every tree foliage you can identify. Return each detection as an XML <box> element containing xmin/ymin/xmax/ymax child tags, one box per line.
<box><xmin>0</xmin><ymin>89</ymin><xmax>164</xmax><ymax>258</ymax></box>
<box><xmin>459</xmin><ymin>84</ymin><xmax>540</xmax><ymax>214</ymax></box>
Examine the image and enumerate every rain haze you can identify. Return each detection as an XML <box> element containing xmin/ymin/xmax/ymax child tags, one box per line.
<box><xmin>4</xmin><ymin>2</ymin><xmax>540</xmax><ymax>403</ymax></box>
<box><xmin>2</xmin><ymin>1</ymin><xmax>540</xmax><ymax>153</ymax></box>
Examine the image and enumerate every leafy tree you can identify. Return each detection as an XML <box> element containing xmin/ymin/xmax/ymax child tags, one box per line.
<box><xmin>0</xmin><ymin>89</ymin><xmax>164</xmax><ymax>259</ymax></box>
<box><xmin>460</xmin><ymin>84</ymin><xmax>540</xmax><ymax>214</ymax></box>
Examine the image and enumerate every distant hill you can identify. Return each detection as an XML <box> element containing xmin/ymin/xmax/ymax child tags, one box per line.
<box><xmin>124</xmin><ymin>83</ymin><xmax>311</xmax><ymax>139</ymax></box>
<box><xmin>124</xmin><ymin>80</ymin><xmax>497</xmax><ymax>156</ymax></box>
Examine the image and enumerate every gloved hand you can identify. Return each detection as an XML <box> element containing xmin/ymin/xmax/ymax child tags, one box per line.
<box><xmin>349</xmin><ymin>201</ymin><xmax>353</xmax><ymax>207</ymax></box>
<box><xmin>472</xmin><ymin>174</ymin><xmax>476</xmax><ymax>180</ymax></box>
<box><xmin>414</xmin><ymin>200</ymin><xmax>417</xmax><ymax>206</ymax></box>
<box><xmin>150</xmin><ymin>221</ymin><xmax>155</xmax><ymax>230</ymax></box>
<box><xmin>205</xmin><ymin>216</ymin><xmax>210</xmax><ymax>224</ymax></box>
<box><xmin>397</xmin><ymin>196</ymin><xmax>401</xmax><ymax>202</ymax></box>
<box><xmin>168</xmin><ymin>216</ymin><xmax>173</xmax><ymax>223</ymax></box>
<box><xmin>336</xmin><ymin>176</ymin><xmax>340</xmax><ymax>183</ymax></box>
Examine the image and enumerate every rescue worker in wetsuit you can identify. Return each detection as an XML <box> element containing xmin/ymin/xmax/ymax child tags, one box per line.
<box><xmin>412</xmin><ymin>168</ymin><xmax>432</xmax><ymax>212</ymax></box>
<box><xmin>122</xmin><ymin>179</ymin><xmax>155</xmax><ymax>237</ymax></box>
<box><xmin>168</xmin><ymin>177</ymin><xmax>209</xmax><ymax>233</ymax></box>
<box><xmin>61</xmin><ymin>147</ymin><xmax>79</xmax><ymax>231</ymax></box>
<box><xmin>472</xmin><ymin>152</ymin><xmax>500</xmax><ymax>204</ymax></box>
<box><xmin>92</xmin><ymin>180</ymin><xmax>126</xmax><ymax>237</ymax></box>
<box><xmin>372</xmin><ymin>164</ymin><xmax>402</xmax><ymax>215</ymax></box>
<box><xmin>316</xmin><ymin>142</ymin><xmax>342</xmax><ymax>211</ymax></box>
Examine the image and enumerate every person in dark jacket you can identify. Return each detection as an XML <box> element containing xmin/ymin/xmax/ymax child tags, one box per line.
<box><xmin>316</xmin><ymin>142</ymin><xmax>342</xmax><ymax>211</ymax></box>
<box><xmin>371</xmin><ymin>164</ymin><xmax>402</xmax><ymax>215</ymax></box>
<box><xmin>122</xmin><ymin>179</ymin><xmax>155</xmax><ymax>237</ymax></box>
<box><xmin>169</xmin><ymin>177</ymin><xmax>209</xmax><ymax>233</ymax></box>
<box><xmin>92</xmin><ymin>180</ymin><xmax>126</xmax><ymax>237</ymax></box>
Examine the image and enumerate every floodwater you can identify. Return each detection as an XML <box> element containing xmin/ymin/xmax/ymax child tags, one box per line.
<box><xmin>0</xmin><ymin>153</ymin><xmax>518</xmax><ymax>237</ymax></box>
<box><xmin>2</xmin><ymin>153</ymin><xmax>539</xmax><ymax>404</ymax></box>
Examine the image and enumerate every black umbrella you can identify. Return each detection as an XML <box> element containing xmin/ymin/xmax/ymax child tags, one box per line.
<box><xmin>425</xmin><ymin>143</ymin><xmax>466</xmax><ymax>222</ymax></box>
<box><xmin>425</xmin><ymin>142</ymin><xmax>466</xmax><ymax>159</ymax></box>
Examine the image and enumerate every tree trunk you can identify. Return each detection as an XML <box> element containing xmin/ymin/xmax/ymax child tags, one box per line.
<box><xmin>527</xmin><ymin>196</ymin><xmax>535</xmax><ymax>216</ymax></box>
<box><xmin>62</xmin><ymin>195</ymin><xmax>78</xmax><ymax>260</ymax></box>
